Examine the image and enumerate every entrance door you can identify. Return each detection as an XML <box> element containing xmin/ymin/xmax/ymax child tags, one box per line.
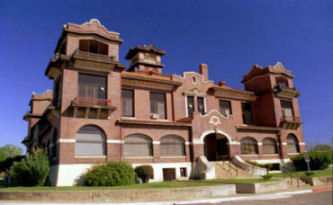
<box><xmin>163</xmin><ymin>168</ymin><xmax>176</xmax><ymax>181</ymax></box>
<box><xmin>216</xmin><ymin>138</ymin><xmax>229</xmax><ymax>160</ymax></box>
<box><xmin>204</xmin><ymin>134</ymin><xmax>217</xmax><ymax>161</ymax></box>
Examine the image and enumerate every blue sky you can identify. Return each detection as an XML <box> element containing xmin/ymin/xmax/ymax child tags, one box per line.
<box><xmin>0</xmin><ymin>0</ymin><xmax>332</xmax><ymax>150</ymax></box>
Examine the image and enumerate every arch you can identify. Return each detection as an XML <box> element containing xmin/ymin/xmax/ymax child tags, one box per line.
<box><xmin>75</xmin><ymin>125</ymin><xmax>106</xmax><ymax>156</ymax></box>
<box><xmin>160</xmin><ymin>135</ymin><xmax>185</xmax><ymax>156</ymax></box>
<box><xmin>240</xmin><ymin>137</ymin><xmax>258</xmax><ymax>155</ymax></box>
<box><xmin>262</xmin><ymin>137</ymin><xmax>278</xmax><ymax>154</ymax></box>
<box><xmin>287</xmin><ymin>134</ymin><xmax>299</xmax><ymax>153</ymax></box>
<box><xmin>199</xmin><ymin>129</ymin><xmax>234</xmax><ymax>144</ymax></box>
<box><xmin>123</xmin><ymin>134</ymin><xmax>153</xmax><ymax>157</ymax></box>
<box><xmin>276</xmin><ymin>76</ymin><xmax>289</xmax><ymax>87</ymax></box>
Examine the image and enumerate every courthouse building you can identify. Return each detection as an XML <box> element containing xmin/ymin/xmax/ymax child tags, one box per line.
<box><xmin>23</xmin><ymin>19</ymin><xmax>305</xmax><ymax>186</ymax></box>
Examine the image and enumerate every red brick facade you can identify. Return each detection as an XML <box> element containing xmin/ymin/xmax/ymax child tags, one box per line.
<box><xmin>23</xmin><ymin>19</ymin><xmax>305</xmax><ymax>185</ymax></box>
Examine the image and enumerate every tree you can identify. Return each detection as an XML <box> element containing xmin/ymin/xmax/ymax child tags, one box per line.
<box><xmin>0</xmin><ymin>144</ymin><xmax>23</xmax><ymax>162</ymax></box>
<box><xmin>314</xmin><ymin>144</ymin><xmax>332</xmax><ymax>152</ymax></box>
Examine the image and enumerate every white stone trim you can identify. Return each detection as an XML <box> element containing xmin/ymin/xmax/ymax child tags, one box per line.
<box><xmin>200</xmin><ymin>109</ymin><xmax>231</xmax><ymax>119</ymax></box>
<box><xmin>185</xmin><ymin>141</ymin><xmax>191</xmax><ymax>145</ymax></box>
<box><xmin>192</xmin><ymin>139</ymin><xmax>204</xmax><ymax>145</ymax></box>
<box><xmin>107</xmin><ymin>139</ymin><xmax>123</xmax><ymax>144</ymax></box>
<box><xmin>282</xmin><ymin>142</ymin><xmax>287</xmax><ymax>145</ymax></box>
<box><xmin>257</xmin><ymin>142</ymin><xmax>263</xmax><ymax>146</ymax></box>
<box><xmin>153</xmin><ymin>141</ymin><xmax>160</xmax><ymax>145</ymax></box>
<box><xmin>251</xmin><ymin>159</ymin><xmax>284</xmax><ymax>164</ymax></box>
<box><xmin>199</xmin><ymin>129</ymin><xmax>236</xmax><ymax>144</ymax></box>
<box><xmin>299</xmin><ymin>142</ymin><xmax>306</xmax><ymax>145</ymax></box>
<box><xmin>58</xmin><ymin>138</ymin><xmax>75</xmax><ymax>143</ymax></box>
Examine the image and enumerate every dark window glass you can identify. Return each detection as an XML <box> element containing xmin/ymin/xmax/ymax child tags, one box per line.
<box><xmin>242</xmin><ymin>103</ymin><xmax>254</xmax><ymax>125</ymax></box>
<box><xmin>219</xmin><ymin>100</ymin><xmax>232</xmax><ymax>116</ymax></box>
<box><xmin>53</xmin><ymin>80</ymin><xmax>61</xmax><ymax>107</ymax></box>
<box><xmin>79</xmin><ymin>40</ymin><xmax>108</xmax><ymax>55</ymax></box>
<box><xmin>150</xmin><ymin>92</ymin><xmax>166</xmax><ymax>119</ymax></box>
<box><xmin>122</xmin><ymin>89</ymin><xmax>134</xmax><ymax>117</ymax></box>
<box><xmin>78</xmin><ymin>73</ymin><xmax>107</xmax><ymax>99</ymax></box>
<box><xmin>281</xmin><ymin>100</ymin><xmax>294</xmax><ymax>117</ymax></box>
<box><xmin>187</xmin><ymin>96</ymin><xmax>194</xmax><ymax>117</ymax></box>
<box><xmin>241</xmin><ymin>137</ymin><xmax>258</xmax><ymax>155</ymax></box>
<box><xmin>197</xmin><ymin>97</ymin><xmax>205</xmax><ymax>115</ymax></box>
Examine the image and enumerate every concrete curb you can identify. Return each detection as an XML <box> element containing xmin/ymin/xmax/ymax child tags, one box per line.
<box><xmin>0</xmin><ymin>186</ymin><xmax>332</xmax><ymax>205</ymax></box>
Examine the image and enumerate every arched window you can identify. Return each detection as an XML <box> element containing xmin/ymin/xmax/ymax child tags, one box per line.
<box><xmin>124</xmin><ymin>134</ymin><xmax>152</xmax><ymax>157</ymax></box>
<box><xmin>79</xmin><ymin>39</ymin><xmax>108</xmax><ymax>55</ymax></box>
<box><xmin>276</xmin><ymin>77</ymin><xmax>289</xmax><ymax>87</ymax></box>
<box><xmin>241</xmin><ymin>137</ymin><xmax>258</xmax><ymax>155</ymax></box>
<box><xmin>287</xmin><ymin>134</ymin><xmax>299</xmax><ymax>153</ymax></box>
<box><xmin>75</xmin><ymin>125</ymin><xmax>106</xmax><ymax>156</ymax></box>
<box><xmin>263</xmin><ymin>138</ymin><xmax>278</xmax><ymax>154</ymax></box>
<box><xmin>160</xmin><ymin>135</ymin><xmax>185</xmax><ymax>156</ymax></box>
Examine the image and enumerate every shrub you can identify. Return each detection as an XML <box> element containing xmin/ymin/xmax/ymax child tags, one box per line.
<box><xmin>292</xmin><ymin>151</ymin><xmax>332</xmax><ymax>171</ymax></box>
<box><xmin>7</xmin><ymin>149</ymin><xmax>49</xmax><ymax>186</ymax></box>
<box><xmin>0</xmin><ymin>155</ymin><xmax>25</xmax><ymax>172</ymax></box>
<box><xmin>304</xmin><ymin>171</ymin><xmax>315</xmax><ymax>177</ymax></box>
<box><xmin>82</xmin><ymin>161</ymin><xmax>135</xmax><ymax>186</ymax></box>
<box><xmin>135</xmin><ymin>165</ymin><xmax>154</xmax><ymax>183</ymax></box>
<box><xmin>262</xmin><ymin>174</ymin><xmax>273</xmax><ymax>180</ymax></box>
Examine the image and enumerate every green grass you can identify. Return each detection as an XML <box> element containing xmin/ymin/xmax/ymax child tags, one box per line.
<box><xmin>0</xmin><ymin>181</ymin><xmax>222</xmax><ymax>192</ymax></box>
<box><xmin>204</xmin><ymin>178</ymin><xmax>277</xmax><ymax>183</ymax></box>
<box><xmin>271</xmin><ymin>168</ymin><xmax>333</xmax><ymax>178</ymax></box>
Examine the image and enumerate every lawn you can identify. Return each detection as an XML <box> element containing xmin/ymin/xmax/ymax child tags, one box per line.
<box><xmin>271</xmin><ymin>168</ymin><xmax>333</xmax><ymax>178</ymax></box>
<box><xmin>0</xmin><ymin>181</ymin><xmax>222</xmax><ymax>191</ymax></box>
<box><xmin>204</xmin><ymin>178</ymin><xmax>277</xmax><ymax>183</ymax></box>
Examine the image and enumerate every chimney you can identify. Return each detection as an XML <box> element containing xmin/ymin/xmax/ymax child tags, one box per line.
<box><xmin>218</xmin><ymin>81</ymin><xmax>226</xmax><ymax>86</ymax></box>
<box><xmin>199</xmin><ymin>64</ymin><xmax>208</xmax><ymax>81</ymax></box>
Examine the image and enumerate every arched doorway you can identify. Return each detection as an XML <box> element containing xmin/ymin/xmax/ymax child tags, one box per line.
<box><xmin>204</xmin><ymin>133</ymin><xmax>230</xmax><ymax>161</ymax></box>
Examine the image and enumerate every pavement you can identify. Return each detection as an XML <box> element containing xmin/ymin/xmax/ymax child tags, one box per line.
<box><xmin>0</xmin><ymin>186</ymin><xmax>332</xmax><ymax>205</ymax></box>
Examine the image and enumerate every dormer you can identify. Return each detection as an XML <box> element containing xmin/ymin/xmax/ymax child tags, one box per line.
<box><xmin>125</xmin><ymin>44</ymin><xmax>166</xmax><ymax>73</ymax></box>
<box><xmin>54</xmin><ymin>19</ymin><xmax>123</xmax><ymax>61</ymax></box>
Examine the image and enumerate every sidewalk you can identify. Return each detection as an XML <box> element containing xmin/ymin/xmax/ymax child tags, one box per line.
<box><xmin>0</xmin><ymin>186</ymin><xmax>331</xmax><ymax>205</ymax></box>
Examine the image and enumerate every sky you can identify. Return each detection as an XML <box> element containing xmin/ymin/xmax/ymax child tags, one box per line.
<box><xmin>0</xmin><ymin>0</ymin><xmax>332</xmax><ymax>150</ymax></box>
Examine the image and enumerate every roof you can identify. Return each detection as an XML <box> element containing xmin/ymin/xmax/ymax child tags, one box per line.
<box><xmin>125</xmin><ymin>44</ymin><xmax>166</xmax><ymax>60</ymax></box>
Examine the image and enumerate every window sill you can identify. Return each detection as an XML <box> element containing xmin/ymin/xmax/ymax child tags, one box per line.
<box><xmin>124</xmin><ymin>156</ymin><xmax>153</xmax><ymax>159</ymax></box>
<box><xmin>241</xmin><ymin>154</ymin><xmax>259</xmax><ymax>157</ymax></box>
<box><xmin>288</xmin><ymin>153</ymin><xmax>300</xmax><ymax>155</ymax></box>
<box><xmin>160</xmin><ymin>156</ymin><xmax>186</xmax><ymax>159</ymax></box>
<box><xmin>75</xmin><ymin>155</ymin><xmax>106</xmax><ymax>159</ymax></box>
<box><xmin>263</xmin><ymin>154</ymin><xmax>279</xmax><ymax>156</ymax></box>
<box><xmin>122</xmin><ymin>116</ymin><xmax>136</xmax><ymax>119</ymax></box>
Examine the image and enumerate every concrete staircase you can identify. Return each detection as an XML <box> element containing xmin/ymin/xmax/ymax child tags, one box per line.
<box><xmin>214</xmin><ymin>161</ymin><xmax>258</xmax><ymax>179</ymax></box>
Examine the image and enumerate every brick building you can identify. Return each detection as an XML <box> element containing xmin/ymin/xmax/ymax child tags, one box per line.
<box><xmin>23</xmin><ymin>19</ymin><xmax>305</xmax><ymax>186</ymax></box>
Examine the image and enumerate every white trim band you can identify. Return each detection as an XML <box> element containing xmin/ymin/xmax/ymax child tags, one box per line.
<box><xmin>107</xmin><ymin>140</ymin><xmax>123</xmax><ymax>144</ymax></box>
<box><xmin>58</xmin><ymin>139</ymin><xmax>75</xmax><ymax>143</ymax></box>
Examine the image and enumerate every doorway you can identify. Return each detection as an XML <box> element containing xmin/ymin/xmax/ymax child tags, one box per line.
<box><xmin>204</xmin><ymin>133</ymin><xmax>230</xmax><ymax>161</ymax></box>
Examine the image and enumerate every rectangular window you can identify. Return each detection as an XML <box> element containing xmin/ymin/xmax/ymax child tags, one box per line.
<box><xmin>219</xmin><ymin>100</ymin><xmax>232</xmax><ymax>116</ymax></box>
<box><xmin>78</xmin><ymin>73</ymin><xmax>107</xmax><ymax>99</ymax></box>
<box><xmin>197</xmin><ymin>97</ymin><xmax>205</xmax><ymax>115</ymax></box>
<box><xmin>281</xmin><ymin>100</ymin><xmax>294</xmax><ymax>117</ymax></box>
<box><xmin>53</xmin><ymin>80</ymin><xmax>61</xmax><ymax>107</ymax></box>
<box><xmin>122</xmin><ymin>89</ymin><xmax>134</xmax><ymax>117</ymax></box>
<box><xmin>150</xmin><ymin>92</ymin><xmax>166</xmax><ymax>119</ymax></box>
<box><xmin>180</xmin><ymin>167</ymin><xmax>187</xmax><ymax>177</ymax></box>
<box><xmin>242</xmin><ymin>103</ymin><xmax>254</xmax><ymax>125</ymax></box>
<box><xmin>187</xmin><ymin>96</ymin><xmax>194</xmax><ymax>117</ymax></box>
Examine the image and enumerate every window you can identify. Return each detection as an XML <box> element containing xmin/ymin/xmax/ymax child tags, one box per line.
<box><xmin>123</xmin><ymin>134</ymin><xmax>153</xmax><ymax>157</ymax></box>
<box><xmin>263</xmin><ymin>138</ymin><xmax>278</xmax><ymax>154</ymax></box>
<box><xmin>187</xmin><ymin>96</ymin><xmax>194</xmax><ymax>117</ymax></box>
<box><xmin>197</xmin><ymin>97</ymin><xmax>205</xmax><ymax>115</ymax></box>
<box><xmin>219</xmin><ymin>100</ymin><xmax>232</xmax><ymax>116</ymax></box>
<box><xmin>241</xmin><ymin>137</ymin><xmax>258</xmax><ymax>155</ymax></box>
<box><xmin>78</xmin><ymin>73</ymin><xmax>107</xmax><ymax>99</ymax></box>
<box><xmin>51</xmin><ymin>129</ymin><xmax>58</xmax><ymax>158</ymax></box>
<box><xmin>160</xmin><ymin>135</ymin><xmax>185</xmax><ymax>156</ymax></box>
<box><xmin>281</xmin><ymin>100</ymin><xmax>294</xmax><ymax>117</ymax></box>
<box><xmin>180</xmin><ymin>168</ymin><xmax>187</xmax><ymax>177</ymax></box>
<box><xmin>276</xmin><ymin>77</ymin><xmax>288</xmax><ymax>87</ymax></box>
<box><xmin>150</xmin><ymin>92</ymin><xmax>166</xmax><ymax>119</ymax></box>
<box><xmin>79</xmin><ymin>39</ymin><xmax>108</xmax><ymax>55</ymax></box>
<box><xmin>53</xmin><ymin>80</ymin><xmax>62</xmax><ymax>107</ymax></box>
<box><xmin>122</xmin><ymin>89</ymin><xmax>134</xmax><ymax>117</ymax></box>
<box><xmin>287</xmin><ymin>134</ymin><xmax>299</xmax><ymax>153</ymax></box>
<box><xmin>242</xmin><ymin>103</ymin><xmax>254</xmax><ymax>125</ymax></box>
<box><xmin>75</xmin><ymin>125</ymin><xmax>106</xmax><ymax>156</ymax></box>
